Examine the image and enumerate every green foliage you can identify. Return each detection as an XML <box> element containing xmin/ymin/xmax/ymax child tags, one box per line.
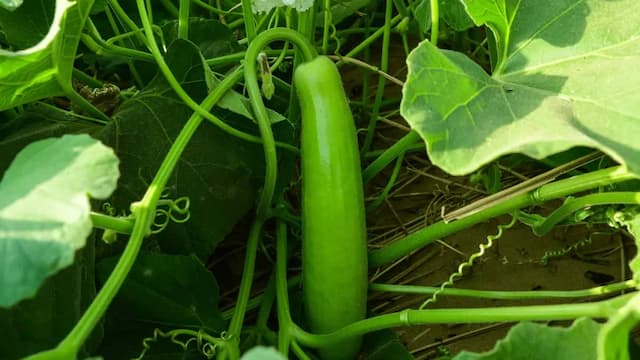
<box><xmin>98</xmin><ymin>39</ymin><xmax>266</xmax><ymax>260</ymax></box>
<box><xmin>0</xmin><ymin>134</ymin><xmax>119</xmax><ymax>307</ymax></box>
<box><xmin>1</xmin><ymin>0</ymin><xmax>640</xmax><ymax>359</ymax></box>
<box><xmin>96</xmin><ymin>253</ymin><xmax>226</xmax><ymax>359</ymax></box>
<box><xmin>0</xmin><ymin>239</ymin><xmax>100</xmax><ymax>359</ymax></box>
<box><xmin>402</xmin><ymin>0</ymin><xmax>640</xmax><ymax>176</ymax></box>
<box><xmin>0</xmin><ymin>0</ymin><xmax>94</xmax><ymax>110</ymax></box>
<box><xmin>454</xmin><ymin>318</ymin><xmax>602</xmax><ymax>360</ymax></box>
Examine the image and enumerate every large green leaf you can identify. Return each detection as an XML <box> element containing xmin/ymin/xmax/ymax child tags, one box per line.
<box><xmin>402</xmin><ymin>0</ymin><xmax>640</xmax><ymax>176</ymax></box>
<box><xmin>99</xmin><ymin>39</ymin><xmax>266</xmax><ymax>260</ymax></box>
<box><xmin>0</xmin><ymin>0</ymin><xmax>93</xmax><ymax>110</ymax></box>
<box><xmin>96</xmin><ymin>253</ymin><xmax>226</xmax><ymax>359</ymax></box>
<box><xmin>454</xmin><ymin>318</ymin><xmax>602</xmax><ymax>360</ymax></box>
<box><xmin>0</xmin><ymin>134</ymin><xmax>119</xmax><ymax>307</ymax></box>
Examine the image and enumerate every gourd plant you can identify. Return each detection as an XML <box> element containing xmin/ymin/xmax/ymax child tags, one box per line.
<box><xmin>0</xmin><ymin>0</ymin><xmax>639</xmax><ymax>359</ymax></box>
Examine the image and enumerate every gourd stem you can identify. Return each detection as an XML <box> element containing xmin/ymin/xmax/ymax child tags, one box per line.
<box><xmin>227</xmin><ymin>27</ymin><xmax>316</xmax><ymax>344</ymax></box>
<box><xmin>370</xmin><ymin>280</ymin><xmax>637</xmax><ymax>300</ymax></box>
<box><xmin>291</xmin><ymin>293</ymin><xmax>634</xmax><ymax>348</ymax></box>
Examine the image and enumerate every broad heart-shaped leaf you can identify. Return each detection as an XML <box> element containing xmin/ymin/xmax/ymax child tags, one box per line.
<box><xmin>96</xmin><ymin>253</ymin><xmax>226</xmax><ymax>359</ymax></box>
<box><xmin>0</xmin><ymin>134</ymin><xmax>119</xmax><ymax>307</ymax></box>
<box><xmin>402</xmin><ymin>0</ymin><xmax>640</xmax><ymax>176</ymax></box>
<box><xmin>0</xmin><ymin>0</ymin><xmax>94</xmax><ymax>110</ymax></box>
<box><xmin>99</xmin><ymin>39</ymin><xmax>266</xmax><ymax>260</ymax></box>
<box><xmin>454</xmin><ymin>318</ymin><xmax>602</xmax><ymax>360</ymax></box>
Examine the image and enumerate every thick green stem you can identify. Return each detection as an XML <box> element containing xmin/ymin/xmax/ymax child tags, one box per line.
<box><xmin>292</xmin><ymin>293</ymin><xmax>634</xmax><ymax>348</ymax></box>
<box><xmin>429</xmin><ymin>0</ymin><xmax>439</xmax><ymax>44</ymax></box>
<box><xmin>241</xmin><ymin>0</ymin><xmax>256</xmax><ymax>41</ymax></box>
<box><xmin>276</xmin><ymin>220</ymin><xmax>293</xmax><ymax>356</ymax></box>
<box><xmin>227</xmin><ymin>28</ymin><xmax>316</xmax><ymax>348</ymax></box>
<box><xmin>90</xmin><ymin>212</ymin><xmax>134</xmax><ymax>234</ymax></box>
<box><xmin>370</xmin><ymin>280</ymin><xmax>637</xmax><ymax>300</ymax></box>
<box><xmin>178</xmin><ymin>0</ymin><xmax>190</xmax><ymax>39</ymax></box>
<box><xmin>369</xmin><ymin>166</ymin><xmax>635</xmax><ymax>267</ymax></box>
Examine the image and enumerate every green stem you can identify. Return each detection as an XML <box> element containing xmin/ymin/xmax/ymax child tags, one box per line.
<box><xmin>369</xmin><ymin>166</ymin><xmax>635</xmax><ymax>267</ymax></box>
<box><xmin>292</xmin><ymin>293</ymin><xmax>634</xmax><ymax>348</ymax></box>
<box><xmin>90</xmin><ymin>212</ymin><xmax>134</xmax><ymax>234</ymax></box>
<box><xmin>430</xmin><ymin>0</ymin><xmax>439</xmax><ymax>45</ymax></box>
<box><xmin>360</xmin><ymin>0</ymin><xmax>393</xmax><ymax>155</ymax></box>
<box><xmin>241</xmin><ymin>0</ymin><xmax>256</xmax><ymax>41</ymax></box>
<box><xmin>321</xmin><ymin>0</ymin><xmax>331</xmax><ymax>54</ymax></box>
<box><xmin>364</xmin><ymin>141</ymin><xmax>424</xmax><ymax>159</ymax></box>
<box><xmin>256</xmin><ymin>272</ymin><xmax>277</xmax><ymax>332</ymax></box>
<box><xmin>392</xmin><ymin>0</ymin><xmax>410</xmax><ymax>17</ymax></box>
<box><xmin>108</xmin><ymin>0</ymin><xmax>148</xmax><ymax>45</ymax></box>
<box><xmin>533</xmin><ymin>192</ymin><xmax>640</xmax><ymax>235</ymax></box>
<box><xmin>206</xmin><ymin>49</ymin><xmax>295</xmax><ymax>67</ymax></box>
<box><xmin>370</xmin><ymin>280</ymin><xmax>637</xmax><ymax>300</ymax></box>
<box><xmin>363</xmin><ymin>130</ymin><xmax>420</xmax><ymax>183</ymax></box>
<box><xmin>276</xmin><ymin>220</ymin><xmax>293</xmax><ymax>356</ymax></box>
<box><xmin>227</xmin><ymin>27</ymin><xmax>316</xmax><ymax>346</ymax></box>
<box><xmin>80</xmin><ymin>33</ymin><xmax>154</xmax><ymax>62</ymax></box>
<box><xmin>159</xmin><ymin>0</ymin><xmax>179</xmax><ymax>17</ymax></box>
<box><xmin>338</xmin><ymin>15</ymin><xmax>403</xmax><ymax>63</ymax></box>
<box><xmin>366</xmin><ymin>152</ymin><xmax>404</xmax><ymax>212</ymax></box>
<box><xmin>178</xmin><ymin>0</ymin><xmax>190</xmax><ymax>39</ymax></box>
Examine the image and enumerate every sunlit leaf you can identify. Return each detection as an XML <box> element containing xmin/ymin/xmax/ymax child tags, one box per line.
<box><xmin>0</xmin><ymin>0</ymin><xmax>94</xmax><ymax>110</ymax></box>
<box><xmin>0</xmin><ymin>134</ymin><xmax>119</xmax><ymax>307</ymax></box>
<box><xmin>402</xmin><ymin>0</ymin><xmax>640</xmax><ymax>176</ymax></box>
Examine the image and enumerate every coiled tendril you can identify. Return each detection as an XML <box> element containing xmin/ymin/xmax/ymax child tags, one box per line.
<box><xmin>151</xmin><ymin>195</ymin><xmax>191</xmax><ymax>233</ymax></box>
<box><xmin>134</xmin><ymin>328</ymin><xmax>226</xmax><ymax>360</ymax></box>
<box><xmin>419</xmin><ymin>213</ymin><xmax>518</xmax><ymax>309</ymax></box>
<box><xmin>540</xmin><ymin>231</ymin><xmax>613</xmax><ymax>265</ymax></box>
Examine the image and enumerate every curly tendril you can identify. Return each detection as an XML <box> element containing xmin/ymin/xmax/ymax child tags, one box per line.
<box><xmin>134</xmin><ymin>328</ymin><xmax>225</xmax><ymax>360</ymax></box>
<box><xmin>151</xmin><ymin>196</ymin><xmax>191</xmax><ymax>233</ymax></box>
<box><xmin>419</xmin><ymin>213</ymin><xmax>519</xmax><ymax>309</ymax></box>
<box><xmin>541</xmin><ymin>231</ymin><xmax>612</xmax><ymax>266</ymax></box>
